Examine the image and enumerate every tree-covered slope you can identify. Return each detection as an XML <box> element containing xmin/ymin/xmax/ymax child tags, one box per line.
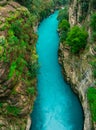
<box><xmin>0</xmin><ymin>0</ymin><xmax>65</xmax><ymax>129</ymax></box>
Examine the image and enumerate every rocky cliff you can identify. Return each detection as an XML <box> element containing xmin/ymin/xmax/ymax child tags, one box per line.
<box><xmin>59</xmin><ymin>43</ymin><xmax>94</xmax><ymax>130</ymax></box>
<box><xmin>59</xmin><ymin>0</ymin><xmax>96</xmax><ymax>130</ymax></box>
<box><xmin>0</xmin><ymin>1</ymin><xmax>37</xmax><ymax>130</ymax></box>
<box><xmin>0</xmin><ymin>0</ymin><xmax>66</xmax><ymax>129</ymax></box>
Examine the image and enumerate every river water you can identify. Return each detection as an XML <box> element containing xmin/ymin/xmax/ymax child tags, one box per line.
<box><xmin>30</xmin><ymin>11</ymin><xmax>84</xmax><ymax>130</ymax></box>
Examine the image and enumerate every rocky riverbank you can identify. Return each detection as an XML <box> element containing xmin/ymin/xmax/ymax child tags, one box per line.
<box><xmin>0</xmin><ymin>0</ymin><xmax>66</xmax><ymax>129</ymax></box>
<box><xmin>58</xmin><ymin>0</ymin><xmax>96</xmax><ymax>129</ymax></box>
<box><xmin>58</xmin><ymin>43</ymin><xmax>94</xmax><ymax>130</ymax></box>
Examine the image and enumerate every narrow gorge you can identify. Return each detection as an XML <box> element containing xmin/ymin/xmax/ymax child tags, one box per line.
<box><xmin>0</xmin><ymin>0</ymin><xmax>96</xmax><ymax>130</ymax></box>
<box><xmin>30</xmin><ymin>11</ymin><xmax>83</xmax><ymax>130</ymax></box>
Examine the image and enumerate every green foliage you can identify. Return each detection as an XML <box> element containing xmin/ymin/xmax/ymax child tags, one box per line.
<box><xmin>92</xmin><ymin>32</ymin><xmax>96</xmax><ymax>42</ymax></box>
<box><xmin>4</xmin><ymin>16</ymin><xmax>38</xmax><ymax>80</ymax></box>
<box><xmin>57</xmin><ymin>7</ymin><xmax>69</xmax><ymax>22</ymax></box>
<box><xmin>90</xmin><ymin>13</ymin><xmax>96</xmax><ymax>42</ymax></box>
<box><xmin>15</xmin><ymin>0</ymin><xmax>33</xmax><ymax>11</ymax></box>
<box><xmin>27</xmin><ymin>86</ymin><xmax>35</xmax><ymax>95</ymax></box>
<box><xmin>90</xmin><ymin>13</ymin><xmax>96</xmax><ymax>31</ymax></box>
<box><xmin>10</xmin><ymin>20</ymin><xmax>22</xmax><ymax>39</ymax></box>
<box><xmin>11</xmin><ymin>89</ymin><xmax>18</xmax><ymax>95</ymax></box>
<box><xmin>90</xmin><ymin>60</ymin><xmax>96</xmax><ymax>78</ymax></box>
<box><xmin>6</xmin><ymin>106</ymin><xmax>21</xmax><ymax>116</ymax></box>
<box><xmin>57</xmin><ymin>6</ymin><xmax>70</xmax><ymax>43</ymax></box>
<box><xmin>79</xmin><ymin>15</ymin><xmax>85</xmax><ymax>23</ymax></box>
<box><xmin>0</xmin><ymin>103</ymin><xmax>3</xmax><ymax>108</ymax></box>
<box><xmin>53</xmin><ymin>0</ymin><xmax>68</xmax><ymax>5</ymax></box>
<box><xmin>59</xmin><ymin>19</ymin><xmax>70</xmax><ymax>31</ymax></box>
<box><xmin>66</xmin><ymin>26</ymin><xmax>88</xmax><ymax>53</ymax></box>
<box><xmin>58</xmin><ymin>19</ymin><xmax>70</xmax><ymax>42</ymax></box>
<box><xmin>92</xmin><ymin>0</ymin><xmax>96</xmax><ymax>9</ymax></box>
<box><xmin>15</xmin><ymin>0</ymin><xmax>68</xmax><ymax>21</ymax></box>
<box><xmin>31</xmin><ymin>0</ymin><xmax>54</xmax><ymax>20</ymax></box>
<box><xmin>93</xmin><ymin>70</ymin><xmax>96</xmax><ymax>78</ymax></box>
<box><xmin>16</xmin><ymin>0</ymin><xmax>54</xmax><ymax>20</ymax></box>
<box><xmin>81</xmin><ymin>1</ymin><xmax>89</xmax><ymax>13</ymax></box>
<box><xmin>0</xmin><ymin>36</ymin><xmax>6</xmax><ymax>59</ymax></box>
<box><xmin>8</xmin><ymin>56</ymin><xmax>27</xmax><ymax>79</ymax></box>
<box><xmin>8</xmin><ymin>35</ymin><xmax>19</xmax><ymax>45</ymax></box>
<box><xmin>27</xmin><ymin>61</ymin><xmax>38</xmax><ymax>79</ymax></box>
<box><xmin>0</xmin><ymin>13</ymin><xmax>38</xmax><ymax>83</ymax></box>
<box><xmin>0</xmin><ymin>36</ymin><xmax>6</xmax><ymax>45</ymax></box>
<box><xmin>0</xmin><ymin>45</ymin><xmax>4</xmax><ymax>57</ymax></box>
<box><xmin>87</xmin><ymin>87</ymin><xmax>96</xmax><ymax>122</ymax></box>
<box><xmin>0</xmin><ymin>0</ymin><xmax>39</xmax><ymax>120</ymax></box>
<box><xmin>8</xmin><ymin>61</ymin><xmax>17</xmax><ymax>78</ymax></box>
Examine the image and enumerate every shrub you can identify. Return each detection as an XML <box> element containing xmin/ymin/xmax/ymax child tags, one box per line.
<box><xmin>0</xmin><ymin>103</ymin><xmax>3</xmax><ymax>108</ymax></box>
<box><xmin>10</xmin><ymin>21</ymin><xmax>22</xmax><ymax>39</ymax></box>
<box><xmin>92</xmin><ymin>0</ymin><xmax>96</xmax><ymax>9</ymax></box>
<box><xmin>79</xmin><ymin>15</ymin><xmax>85</xmax><ymax>23</ymax></box>
<box><xmin>57</xmin><ymin>7</ymin><xmax>69</xmax><ymax>22</ymax></box>
<box><xmin>27</xmin><ymin>61</ymin><xmax>38</xmax><ymax>79</ymax></box>
<box><xmin>92</xmin><ymin>31</ymin><xmax>96</xmax><ymax>42</ymax></box>
<box><xmin>90</xmin><ymin>60</ymin><xmax>96</xmax><ymax>78</ymax></box>
<box><xmin>59</xmin><ymin>19</ymin><xmax>70</xmax><ymax>31</ymax></box>
<box><xmin>87</xmin><ymin>87</ymin><xmax>96</xmax><ymax>122</ymax></box>
<box><xmin>6</xmin><ymin>106</ymin><xmax>21</xmax><ymax>116</ymax></box>
<box><xmin>93</xmin><ymin>70</ymin><xmax>96</xmax><ymax>78</ymax></box>
<box><xmin>58</xmin><ymin>19</ymin><xmax>70</xmax><ymax>42</ymax></box>
<box><xmin>0</xmin><ymin>46</ymin><xmax>4</xmax><ymax>57</ymax></box>
<box><xmin>90</xmin><ymin>13</ymin><xmax>96</xmax><ymax>31</ymax></box>
<box><xmin>81</xmin><ymin>1</ymin><xmax>89</xmax><ymax>13</ymax></box>
<box><xmin>8</xmin><ymin>61</ymin><xmax>17</xmax><ymax>78</ymax></box>
<box><xmin>27</xmin><ymin>87</ymin><xmax>35</xmax><ymax>95</ymax></box>
<box><xmin>90</xmin><ymin>13</ymin><xmax>96</xmax><ymax>42</ymax></box>
<box><xmin>0</xmin><ymin>36</ymin><xmax>6</xmax><ymax>45</ymax></box>
<box><xmin>66</xmin><ymin>26</ymin><xmax>88</xmax><ymax>53</ymax></box>
<box><xmin>15</xmin><ymin>0</ymin><xmax>32</xmax><ymax>11</ymax></box>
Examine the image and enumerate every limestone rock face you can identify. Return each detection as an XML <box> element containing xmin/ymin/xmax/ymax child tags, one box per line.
<box><xmin>59</xmin><ymin>43</ymin><xmax>94</xmax><ymax>130</ymax></box>
<box><xmin>58</xmin><ymin>0</ymin><xmax>96</xmax><ymax>130</ymax></box>
<box><xmin>0</xmin><ymin>1</ymin><xmax>37</xmax><ymax>130</ymax></box>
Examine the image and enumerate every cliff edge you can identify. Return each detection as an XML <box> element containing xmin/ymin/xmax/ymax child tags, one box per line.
<box><xmin>0</xmin><ymin>1</ymin><xmax>37</xmax><ymax>129</ymax></box>
<box><xmin>58</xmin><ymin>0</ymin><xmax>96</xmax><ymax>130</ymax></box>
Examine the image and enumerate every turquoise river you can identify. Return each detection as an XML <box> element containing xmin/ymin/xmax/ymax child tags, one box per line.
<box><xmin>30</xmin><ymin>11</ymin><xmax>84</xmax><ymax>130</ymax></box>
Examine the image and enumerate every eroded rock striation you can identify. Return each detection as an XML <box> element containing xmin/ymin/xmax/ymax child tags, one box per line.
<box><xmin>59</xmin><ymin>0</ymin><xmax>96</xmax><ymax>130</ymax></box>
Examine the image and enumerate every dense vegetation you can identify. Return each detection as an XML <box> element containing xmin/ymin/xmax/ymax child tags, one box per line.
<box><xmin>0</xmin><ymin>0</ymin><xmax>96</xmax><ymax>128</ymax></box>
<box><xmin>58</xmin><ymin>7</ymin><xmax>88</xmax><ymax>54</ymax></box>
<box><xmin>0</xmin><ymin>7</ymin><xmax>38</xmax><ymax>117</ymax></box>
<box><xmin>58</xmin><ymin>7</ymin><xmax>70</xmax><ymax>42</ymax></box>
<box><xmin>91</xmin><ymin>60</ymin><xmax>96</xmax><ymax>78</ymax></box>
<box><xmin>57</xmin><ymin>7</ymin><xmax>69</xmax><ymax>22</ymax></box>
<box><xmin>58</xmin><ymin>19</ymin><xmax>70</xmax><ymax>42</ymax></box>
<box><xmin>0</xmin><ymin>0</ymin><xmax>67</xmax><ymax>128</ymax></box>
<box><xmin>89</xmin><ymin>13</ymin><xmax>96</xmax><ymax>123</ymax></box>
<box><xmin>58</xmin><ymin>1</ymin><xmax>96</xmax><ymax>125</ymax></box>
<box><xmin>90</xmin><ymin>13</ymin><xmax>96</xmax><ymax>42</ymax></box>
<box><xmin>87</xmin><ymin>87</ymin><xmax>96</xmax><ymax>122</ymax></box>
<box><xmin>66</xmin><ymin>26</ymin><xmax>88</xmax><ymax>53</ymax></box>
<box><xmin>15</xmin><ymin>0</ymin><xmax>66</xmax><ymax>21</ymax></box>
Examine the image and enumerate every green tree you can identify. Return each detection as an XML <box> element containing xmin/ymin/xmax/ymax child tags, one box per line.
<box><xmin>59</xmin><ymin>19</ymin><xmax>70</xmax><ymax>31</ymax></box>
<box><xmin>92</xmin><ymin>0</ymin><xmax>96</xmax><ymax>9</ymax></box>
<box><xmin>58</xmin><ymin>19</ymin><xmax>70</xmax><ymax>42</ymax></box>
<box><xmin>87</xmin><ymin>87</ymin><xmax>96</xmax><ymax>122</ymax></box>
<box><xmin>66</xmin><ymin>26</ymin><xmax>88</xmax><ymax>53</ymax></box>
<box><xmin>15</xmin><ymin>0</ymin><xmax>32</xmax><ymax>11</ymax></box>
<box><xmin>57</xmin><ymin>7</ymin><xmax>69</xmax><ymax>22</ymax></box>
<box><xmin>90</xmin><ymin>13</ymin><xmax>96</xmax><ymax>31</ymax></box>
